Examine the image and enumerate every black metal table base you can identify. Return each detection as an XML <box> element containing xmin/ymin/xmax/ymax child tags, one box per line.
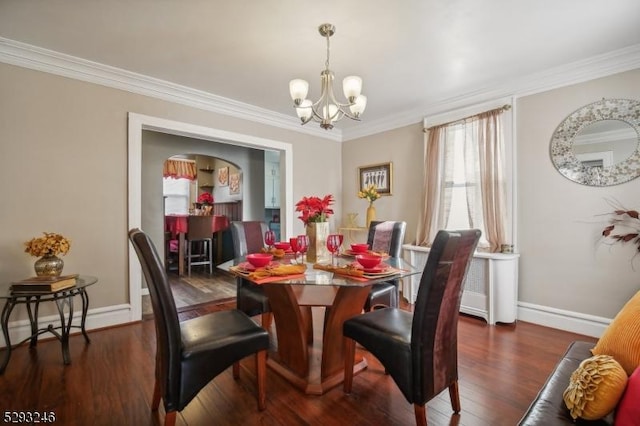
<box><xmin>0</xmin><ymin>287</ymin><xmax>92</xmax><ymax>374</ymax></box>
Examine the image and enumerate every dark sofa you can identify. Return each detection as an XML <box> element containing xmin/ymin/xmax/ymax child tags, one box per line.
<box><xmin>518</xmin><ymin>341</ymin><xmax>614</xmax><ymax>425</ymax></box>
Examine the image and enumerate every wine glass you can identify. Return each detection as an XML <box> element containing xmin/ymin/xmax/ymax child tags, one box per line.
<box><xmin>289</xmin><ymin>237</ymin><xmax>300</xmax><ymax>263</ymax></box>
<box><xmin>264</xmin><ymin>230</ymin><xmax>276</xmax><ymax>250</ymax></box>
<box><xmin>327</xmin><ymin>234</ymin><xmax>341</xmax><ymax>266</ymax></box>
<box><xmin>296</xmin><ymin>235</ymin><xmax>309</xmax><ymax>263</ymax></box>
<box><xmin>335</xmin><ymin>234</ymin><xmax>344</xmax><ymax>262</ymax></box>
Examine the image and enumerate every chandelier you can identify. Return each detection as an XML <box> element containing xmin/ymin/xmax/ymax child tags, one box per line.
<box><xmin>289</xmin><ymin>23</ymin><xmax>367</xmax><ymax>130</ymax></box>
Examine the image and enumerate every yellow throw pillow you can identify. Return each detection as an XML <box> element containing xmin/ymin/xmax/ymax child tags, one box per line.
<box><xmin>591</xmin><ymin>290</ymin><xmax>640</xmax><ymax>375</ymax></box>
<box><xmin>563</xmin><ymin>355</ymin><xmax>628</xmax><ymax>420</ymax></box>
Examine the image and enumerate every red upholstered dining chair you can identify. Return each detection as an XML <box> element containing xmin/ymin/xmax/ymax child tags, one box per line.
<box><xmin>343</xmin><ymin>229</ymin><xmax>481</xmax><ymax>426</ymax></box>
<box><xmin>164</xmin><ymin>231</ymin><xmax>179</xmax><ymax>272</ymax></box>
<box><xmin>364</xmin><ymin>220</ymin><xmax>406</xmax><ymax>311</ymax></box>
<box><xmin>128</xmin><ymin>228</ymin><xmax>269</xmax><ymax>426</ymax></box>
<box><xmin>229</xmin><ymin>221</ymin><xmax>272</xmax><ymax>329</ymax></box>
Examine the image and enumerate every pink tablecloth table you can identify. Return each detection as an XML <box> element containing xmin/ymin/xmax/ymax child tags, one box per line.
<box><xmin>165</xmin><ymin>215</ymin><xmax>188</xmax><ymax>237</ymax></box>
<box><xmin>164</xmin><ymin>215</ymin><xmax>230</xmax><ymax>275</ymax></box>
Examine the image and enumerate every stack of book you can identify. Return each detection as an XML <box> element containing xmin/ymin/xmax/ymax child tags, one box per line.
<box><xmin>11</xmin><ymin>274</ymin><xmax>79</xmax><ymax>293</ymax></box>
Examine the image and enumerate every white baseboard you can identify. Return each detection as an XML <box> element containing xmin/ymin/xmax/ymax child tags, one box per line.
<box><xmin>517</xmin><ymin>301</ymin><xmax>611</xmax><ymax>338</ymax></box>
<box><xmin>403</xmin><ymin>289</ymin><xmax>611</xmax><ymax>338</ymax></box>
<box><xmin>0</xmin><ymin>304</ymin><xmax>134</xmax><ymax>348</ymax></box>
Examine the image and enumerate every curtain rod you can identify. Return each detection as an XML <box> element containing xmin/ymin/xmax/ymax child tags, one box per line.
<box><xmin>423</xmin><ymin>104</ymin><xmax>511</xmax><ymax>132</ymax></box>
<box><xmin>165</xmin><ymin>158</ymin><xmax>196</xmax><ymax>163</ymax></box>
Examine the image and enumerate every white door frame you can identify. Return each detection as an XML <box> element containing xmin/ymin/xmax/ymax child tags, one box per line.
<box><xmin>127</xmin><ymin>112</ymin><xmax>293</xmax><ymax>321</ymax></box>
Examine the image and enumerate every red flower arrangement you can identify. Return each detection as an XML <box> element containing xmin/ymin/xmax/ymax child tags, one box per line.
<box><xmin>197</xmin><ymin>192</ymin><xmax>214</xmax><ymax>205</ymax></box>
<box><xmin>295</xmin><ymin>195</ymin><xmax>334</xmax><ymax>226</ymax></box>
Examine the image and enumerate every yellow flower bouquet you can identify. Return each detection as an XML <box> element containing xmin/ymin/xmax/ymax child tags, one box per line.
<box><xmin>24</xmin><ymin>232</ymin><xmax>71</xmax><ymax>257</ymax></box>
<box><xmin>358</xmin><ymin>184</ymin><xmax>381</xmax><ymax>205</ymax></box>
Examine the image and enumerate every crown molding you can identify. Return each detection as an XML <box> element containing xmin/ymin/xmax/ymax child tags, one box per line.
<box><xmin>0</xmin><ymin>37</ymin><xmax>341</xmax><ymax>142</ymax></box>
<box><xmin>342</xmin><ymin>44</ymin><xmax>640</xmax><ymax>141</ymax></box>
<box><xmin>2</xmin><ymin>37</ymin><xmax>639</xmax><ymax>143</ymax></box>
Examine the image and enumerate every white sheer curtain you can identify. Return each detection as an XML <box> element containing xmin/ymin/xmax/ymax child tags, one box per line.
<box><xmin>416</xmin><ymin>106</ymin><xmax>507</xmax><ymax>252</ymax></box>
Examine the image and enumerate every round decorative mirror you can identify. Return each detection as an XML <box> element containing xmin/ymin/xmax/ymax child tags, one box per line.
<box><xmin>550</xmin><ymin>98</ymin><xmax>640</xmax><ymax>186</ymax></box>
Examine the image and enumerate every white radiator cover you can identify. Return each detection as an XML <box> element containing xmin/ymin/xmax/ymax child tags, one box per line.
<box><xmin>402</xmin><ymin>244</ymin><xmax>519</xmax><ymax>324</ymax></box>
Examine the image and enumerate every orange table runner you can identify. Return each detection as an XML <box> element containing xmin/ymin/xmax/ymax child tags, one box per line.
<box><xmin>313</xmin><ymin>263</ymin><xmax>401</xmax><ymax>282</ymax></box>
<box><xmin>312</xmin><ymin>264</ymin><xmax>369</xmax><ymax>282</ymax></box>
<box><xmin>229</xmin><ymin>262</ymin><xmax>402</xmax><ymax>284</ymax></box>
<box><xmin>229</xmin><ymin>263</ymin><xmax>307</xmax><ymax>284</ymax></box>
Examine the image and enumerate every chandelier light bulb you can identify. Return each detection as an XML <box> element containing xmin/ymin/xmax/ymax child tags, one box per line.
<box><xmin>342</xmin><ymin>76</ymin><xmax>362</xmax><ymax>102</ymax></box>
<box><xmin>296</xmin><ymin>99</ymin><xmax>313</xmax><ymax>121</ymax></box>
<box><xmin>289</xmin><ymin>79</ymin><xmax>309</xmax><ymax>105</ymax></box>
<box><xmin>323</xmin><ymin>104</ymin><xmax>339</xmax><ymax>121</ymax></box>
<box><xmin>349</xmin><ymin>95</ymin><xmax>367</xmax><ymax>117</ymax></box>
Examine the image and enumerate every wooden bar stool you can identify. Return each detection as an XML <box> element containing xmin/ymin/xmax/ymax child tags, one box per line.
<box><xmin>186</xmin><ymin>216</ymin><xmax>214</xmax><ymax>276</ymax></box>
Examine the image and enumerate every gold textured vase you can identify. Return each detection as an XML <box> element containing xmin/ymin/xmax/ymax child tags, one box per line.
<box><xmin>366</xmin><ymin>204</ymin><xmax>376</xmax><ymax>228</ymax></box>
<box><xmin>34</xmin><ymin>254</ymin><xmax>64</xmax><ymax>277</ymax></box>
<box><xmin>306</xmin><ymin>222</ymin><xmax>330</xmax><ymax>263</ymax></box>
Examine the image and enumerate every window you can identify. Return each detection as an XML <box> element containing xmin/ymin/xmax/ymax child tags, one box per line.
<box><xmin>445</xmin><ymin>125</ymin><xmax>474</xmax><ymax>230</ymax></box>
<box><xmin>163</xmin><ymin>177</ymin><xmax>190</xmax><ymax>215</ymax></box>
<box><xmin>418</xmin><ymin>104</ymin><xmax>511</xmax><ymax>252</ymax></box>
<box><xmin>441</xmin><ymin>124</ymin><xmax>489</xmax><ymax>248</ymax></box>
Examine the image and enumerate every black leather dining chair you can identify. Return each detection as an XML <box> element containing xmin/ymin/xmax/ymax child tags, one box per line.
<box><xmin>128</xmin><ymin>228</ymin><xmax>269</xmax><ymax>426</ymax></box>
<box><xmin>229</xmin><ymin>221</ymin><xmax>272</xmax><ymax>329</ymax></box>
<box><xmin>364</xmin><ymin>220</ymin><xmax>406</xmax><ymax>311</ymax></box>
<box><xmin>343</xmin><ymin>229</ymin><xmax>481</xmax><ymax>426</ymax></box>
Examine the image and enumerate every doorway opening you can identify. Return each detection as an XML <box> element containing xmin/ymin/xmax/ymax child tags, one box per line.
<box><xmin>128</xmin><ymin>112</ymin><xmax>293</xmax><ymax>322</ymax></box>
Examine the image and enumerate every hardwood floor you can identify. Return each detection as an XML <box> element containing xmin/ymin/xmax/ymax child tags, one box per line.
<box><xmin>0</xmin><ymin>298</ymin><xmax>596</xmax><ymax>426</ymax></box>
<box><xmin>142</xmin><ymin>270</ymin><xmax>236</xmax><ymax>316</ymax></box>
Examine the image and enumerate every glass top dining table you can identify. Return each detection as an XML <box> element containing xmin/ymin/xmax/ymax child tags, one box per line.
<box><xmin>218</xmin><ymin>255</ymin><xmax>418</xmax><ymax>286</ymax></box>
<box><xmin>218</xmin><ymin>254</ymin><xmax>420</xmax><ymax>395</ymax></box>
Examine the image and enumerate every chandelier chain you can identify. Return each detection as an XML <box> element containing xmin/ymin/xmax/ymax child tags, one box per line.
<box><xmin>325</xmin><ymin>32</ymin><xmax>331</xmax><ymax>70</ymax></box>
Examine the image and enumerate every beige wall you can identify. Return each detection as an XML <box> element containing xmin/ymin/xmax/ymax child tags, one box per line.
<box><xmin>0</xmin><ymin>62</ymin><xmax>341</xmax><ymax>320</ymax></box>
<box><xmin>341</xmin><ymin>123</ymin><xmax>424</xmax><ymax>237</ymax></box>
<box><xmin>517</xmin><ymin>69</ymin><xmax>640</xmax><ymax>318</ymax></box>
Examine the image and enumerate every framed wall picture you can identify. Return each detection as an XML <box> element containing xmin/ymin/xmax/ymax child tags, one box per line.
<box><xmin>217</xmin><ymin>166</ymin><xmax>229</xmax><ymax>186</ymax></box>
<box><xmin>358</xmin><ymin>162</ymin><xmax>392</xmax><ymax>195</ymax></box>
<box><xmin>229</xmin><ymin>173</ymin><xmax>240</xmax><ymax>195</ymax></box>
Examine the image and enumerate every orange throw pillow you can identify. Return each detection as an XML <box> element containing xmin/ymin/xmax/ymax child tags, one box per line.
<box><xmin>563</xmin><ymin>355</ymin><xmax>627</xmax><ymax>420</ymax></box>
<box><xmin>591</xmin><ymin>290</ymin><xmax>640</xmax><ymax>375</ymax></box>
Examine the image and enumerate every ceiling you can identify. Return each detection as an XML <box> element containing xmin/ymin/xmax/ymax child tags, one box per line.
<box><xmin>1</xmin><ymin>1</ymin><xmax>640</xmax><ymax>140</ymax></box>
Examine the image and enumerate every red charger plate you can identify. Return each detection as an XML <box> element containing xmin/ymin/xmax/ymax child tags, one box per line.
<box><xmin>350</xmin><ymin>262</ymin><xmax>390</xmax><ymax>274</ymax></box>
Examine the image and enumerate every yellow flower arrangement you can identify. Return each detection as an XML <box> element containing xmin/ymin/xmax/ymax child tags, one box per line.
<box><xmin>358</xmin><ymin>184</ymin><xmax>381</xmax><ymax>205</ymax></box>
<box><xmin>24</xmin><ymin>232</ymin><xmax>71</xmax><ymax>257</ymax></box>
